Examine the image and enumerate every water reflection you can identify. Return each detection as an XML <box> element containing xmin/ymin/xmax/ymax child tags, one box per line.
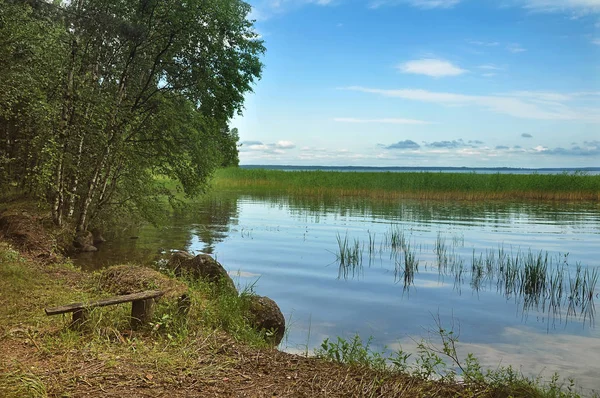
<box><xmin>74</xmin><ymin>191</ymin><xmax>600</xmax><ymax>390</ymax></box>
<box><xmin>336</xmin><ymin>225</ymin><xmax>598</xmax><ymax>328</ymax></box>
<box><xmin>75</xmin><ymin>195</ymin><xmax>240</xmax><ymax>269</ymax></box>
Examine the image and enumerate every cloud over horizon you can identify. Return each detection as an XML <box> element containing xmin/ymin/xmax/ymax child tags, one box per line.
<box><xmin>384</xmin><ymin>140</ymin><xmax>421</xmax><ymax>149</ymax></box>
<box><xmin>240</xmin><ymin>140</ymin><xmax>296</xmax><ymax>154</ymax></box>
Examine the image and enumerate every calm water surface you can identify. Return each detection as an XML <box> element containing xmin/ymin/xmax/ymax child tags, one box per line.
<box><xmin>77</xmin><ymin>193</ymin><xmax>600</xmax><ymax>392</ymax></box>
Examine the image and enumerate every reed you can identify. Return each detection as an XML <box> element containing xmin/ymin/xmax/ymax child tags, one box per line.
<box><xmin>331</xmin><ymin>229</ymin><xmax>598</xmax><ymax>325</ymax></box>
<box><xmin>335</xmin><ymin>232</ymin><xmax>364</xmax><ymax>279</ymax></box>
<box><xmin>212</xmin><ymin>168</ymin><xmax>600</xmax><ymax>202</ymax></box>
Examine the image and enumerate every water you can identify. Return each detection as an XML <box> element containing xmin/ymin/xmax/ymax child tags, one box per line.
<box><xmin>76</xmin><ymin>193</ymin><xmax>600</xmax><ymax>392</ymax></box>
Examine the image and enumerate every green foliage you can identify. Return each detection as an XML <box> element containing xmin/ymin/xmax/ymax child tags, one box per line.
<box><xmin>315</xmin><ymin>335</ymin><xmax>389</xmax><ymax>371</ymax></box>
<box><xmin>1</xmin><ymin>0</ymin><xmax>262</xmax><ymax>232</ymax></box>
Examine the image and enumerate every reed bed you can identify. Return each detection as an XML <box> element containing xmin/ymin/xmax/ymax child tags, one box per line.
<box><xmin>212</xmin><ymin>168</ymin><xmax>600</xmax><ymax>201</ymax></box>
<box><xmin>334</xmin><ymin>226</ymin><xmax>598</xmax><ymax>326</ymax></box>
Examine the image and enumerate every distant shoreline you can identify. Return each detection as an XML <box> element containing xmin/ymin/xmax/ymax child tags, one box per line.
<box><xmin>213</xmin><ymin>168</ymin><xmax>600</xmax><ymax>201</ymax></box>
<box><xmin>240</xmin><ymin>165</ymin><xmax>600</xmax><ymax>174</ymax></box>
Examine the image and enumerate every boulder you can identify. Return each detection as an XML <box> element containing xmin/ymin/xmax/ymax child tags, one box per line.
<box><xmin>246</xmin><ymin>295</ymin><xmax>285</xmax><ymax>346</ymax></box>
<box><xmin>167</xmin><ymin>253</ymin><xmax>237</xmax><ymax>294</ymax></box>
<box><xmin>91</xmin><ymin>229</ymin><xmax>106</xmax><ymax>245</ymax></box>
<box><xmin>73</xmin><ymin>230</ymin><xmax>93</xmax><ymax>248</ymax></box>
<box><xmin>81</xmin><ymin>245</ymin><xmax>98</xmax><ymax>252</ymax></box>
<box><xmin>166</xmin><ymin>251</ymin><xmax>194</xmax><ymax>272</ymax></box>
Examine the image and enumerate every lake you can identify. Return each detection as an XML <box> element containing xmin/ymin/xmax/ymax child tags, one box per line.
<box><xmin>76</xmin><ymin>192</ymin><xmax>600</xmax><ymax>393</ymax></box>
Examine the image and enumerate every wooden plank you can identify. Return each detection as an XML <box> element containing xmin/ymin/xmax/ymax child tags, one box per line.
<box><xmin>45</xmin><ymin>290</ymin><xmax>164</xmax><ymax>316</ymax></box>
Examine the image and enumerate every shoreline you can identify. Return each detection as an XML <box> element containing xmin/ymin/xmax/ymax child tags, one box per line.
<box><xmin>0</xmin><ymin>202</ymin><xmax>597</xmax><ymax>397</ymax></box>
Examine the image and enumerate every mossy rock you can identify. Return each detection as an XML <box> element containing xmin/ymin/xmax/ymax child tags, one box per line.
<box><xmin>246</xmin><ymin>295</ymin><xmax>285</xmax><ymax>346</ymax></box>
<box><xmin>167</xmin><ymin>253</ymin><xmax>237</xmax><ymax>295</ymax></box>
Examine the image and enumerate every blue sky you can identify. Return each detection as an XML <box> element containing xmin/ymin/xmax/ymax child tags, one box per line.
<box><xmin>231</xmin><ymin>0</ymin><xmax>600</xmax><ymax>167</ymax></box>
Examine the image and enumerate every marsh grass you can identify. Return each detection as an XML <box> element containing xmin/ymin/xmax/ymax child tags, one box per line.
<box><xmin>331</xmin><ymin>230</ymin><xmax>598</xmax><ymax>325</ymax></box>
<box><xmin>212</xmin><ymin>168</ymin><xmax>600</xmax><ymax>201</ymax></box>
<box><xmin>335</xmin><ymin>232</ymin><xmax>363</xmax><ymax>279</ymax></box>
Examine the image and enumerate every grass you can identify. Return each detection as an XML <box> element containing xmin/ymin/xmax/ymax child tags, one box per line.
<box><xmin>314</xmin><ymin>319</ymin><xmax>597</xmax><ymax>398</ymax></box>
<box><xmin>331</xmin><ymin>226</ymin><xmax>598</xmax><ymax>327</ymax></box>
<box><xmin>0</xmin><ymin>241</ymin><xmax>271</xmax><ymax>397</ymax></box>
<box><xmin>210</xmin><ymin>168</ymin><xmax>600</xmax><ymax>201</ymax></box>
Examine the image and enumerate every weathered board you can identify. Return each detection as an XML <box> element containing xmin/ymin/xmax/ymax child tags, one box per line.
<box><xmin>45</xmin><ymin>290</ymin><xmax>164</xmax><ymax>316</ymax></box>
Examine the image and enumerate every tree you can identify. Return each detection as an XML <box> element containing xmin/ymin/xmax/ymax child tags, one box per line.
<box><xmin>0</xmin><ymin>0</ymin><xmax>263</xmax><ymax>233</ymax></box>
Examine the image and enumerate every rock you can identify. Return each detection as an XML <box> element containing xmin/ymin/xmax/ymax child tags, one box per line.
<box><xmin>73</xmin><ymin>230</ymin><xmax>93</xmax><ymax>248</ymax></box>
<box><xmin>168</xmin><ymin>253</ymin><xmax>237</xmax><ymax>294</ymax></box>
<box><xmin>81</xmin><ymin>245</ymin><xmax>98</xmax><ymax>252</ymax></box>
<box><xmin>246</xmin><ymin>295</ymin><xmax>285</xmax><ymax>346</ymax></box>
<box><xmin>166</xmin><ymin>251</ymin><xmax>194</xmax><ymax>272</ymax></box>
<box><xmin>92</xmin><ymin>229</ymin><xmax>106</xmax><ymax>245</ymax></box>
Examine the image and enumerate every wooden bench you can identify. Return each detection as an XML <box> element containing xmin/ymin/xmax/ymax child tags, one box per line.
<box><xmin>45</xmin><ymin>290</ymin><xmax>164</xmax><ymax>329</ymax></box>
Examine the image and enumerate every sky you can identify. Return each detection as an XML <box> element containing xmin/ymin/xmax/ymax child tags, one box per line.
<box><xmin>231</xmin><ymin>0</ymin><xmax>600</xmax><ymax>167</ymax></box>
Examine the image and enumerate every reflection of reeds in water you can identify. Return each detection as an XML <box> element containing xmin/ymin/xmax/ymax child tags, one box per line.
<box><xmin>335</xmin><ymin>232</ymin><xmax>363</xmax><ymax>279</ymax></box>
<box><xmin>385</xmin><ymin>225</ymin><xmax>406</xmax><ymax>253</ymax></box>
<box><xmin>394</xmin><ymin>241</ymin><xmax>419</xmax><ymax>289</ymax></box>
<box><xmin>334</xmin><ymin>229</ymin><xmax>598</xmax><ymax>326</ymax></box>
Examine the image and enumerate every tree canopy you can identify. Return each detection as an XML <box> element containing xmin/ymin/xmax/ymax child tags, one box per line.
<box><xmin>0</xmin><ymin>0</ymin><xmax>263</xmax><ymax>232</ymax></box>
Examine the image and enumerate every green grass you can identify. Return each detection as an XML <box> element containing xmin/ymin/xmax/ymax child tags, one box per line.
<box><xmin>0</xmin><ymin>242</ymin><xmax>270</xmax><ymax>397</ymax></box>
<box><xmin>210</xmin><ymin>168</ymin><xmax>600</xmax><ymax>201</ymax></box>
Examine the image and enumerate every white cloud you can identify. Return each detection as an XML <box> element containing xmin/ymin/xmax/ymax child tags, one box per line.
<box><xmin>507</xmin><ymin>43</ymin><xmax>527</xmax><ymax>53</ymax></box>
<box><xmin>369</xmin><ymin>0</ymin><xmax>461</xmax><ymax>9</ymax></box>
<box><xmin>397</xmin><ymin>58</ymin><xmax>468</xmax><ymax>77</ymax></box>
<box><xmin>240</xmin><ymin>140</ymin><xmax>296</xmax><ymax>153</ymax></box>
<box><xmin>343</xmin><ymin>86</ymin><xmax>600</xmax><ymax>122</ymax></box>
<box><xmin>592</xmin><ymin>38</ymin><xmax>600</xmax><ymax>45</ymax></box>
<box><xmin>478</xmin><ymin>64</ymin><xmax>503</xmax><ymax>70</ymax></box>
<box><xmin>518</xmin><ymin>0</ymin><xmax>600</xmax><ymax>15</ymax></box>
<box><xmin>275</xmin><ymin>140</ymin><xmax>296</xmax><ymax>149</ymax></box>
<box><xmin>469</xmin><ymin>40</ymin><xmax>501</xmax><ymax>46</ymax></box>
<box><xmin>333</xmin><ymin>117</ymin><xmax>433</xmax><ymax>124</ymax></box>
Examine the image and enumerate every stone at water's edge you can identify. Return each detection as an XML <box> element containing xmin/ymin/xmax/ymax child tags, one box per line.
<box><xmin>91</xmin><ymin>229</ymin><xmax>106</xmax><ymax>245</ymax></box>
<box><xmin>81</xmin><ymin>245</ymin><xmax>98</xmax><ymax>252</ymax></box>
<box><xmin>246</xmin><ymin>295</ymin><xmax>286</xmax><ymax>346</ymax></box>
<box><xmin>167</xmin><ymin>252</ymin><xmax>238</xmax><ymax>295</ymax></box>
<box><xmin>73</xmin><ymin>230</ymin><xmax>94</xmax><ymax>249</ymax></box>
<box><xmin>167</xmin><ymin>251</ymin><xmax>194</xmax><ymax>271</ymax></box>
